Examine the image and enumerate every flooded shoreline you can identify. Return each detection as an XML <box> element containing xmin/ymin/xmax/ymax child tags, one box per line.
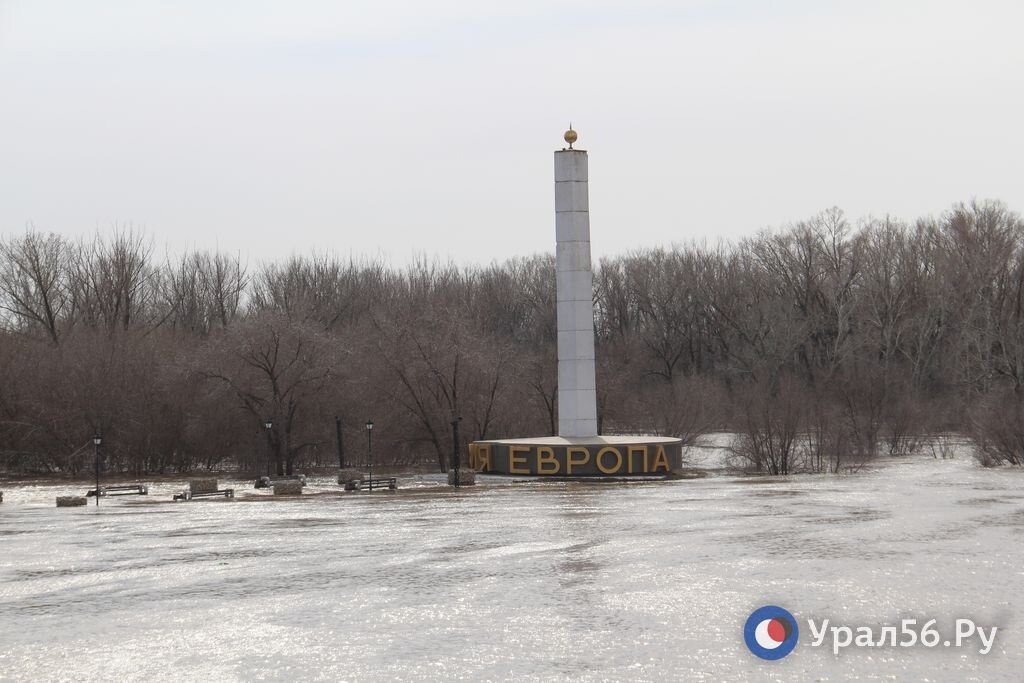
<box><xmin>2</xmin><ymin>452</ymin><xmax>1023</xmax><ymax>681</ymax></box>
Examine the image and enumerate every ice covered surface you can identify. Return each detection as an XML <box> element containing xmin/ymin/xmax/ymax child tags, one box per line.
<box><xmin>1</xmin><ymin>452</ymin><xmax>1023</xmax><ymax>681</ymax></box>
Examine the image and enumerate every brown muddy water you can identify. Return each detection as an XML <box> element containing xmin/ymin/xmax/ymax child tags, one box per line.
<box><xmin>1</xmin><ymin>450</ymin><xmax>1023</xmax><ymax>681</ymax></box>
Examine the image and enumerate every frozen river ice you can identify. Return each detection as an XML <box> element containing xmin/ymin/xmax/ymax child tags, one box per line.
<box><xmin>1</xmin><ymin>450</ymin><xmax>1023</xmax><ymax>681</ymax></box>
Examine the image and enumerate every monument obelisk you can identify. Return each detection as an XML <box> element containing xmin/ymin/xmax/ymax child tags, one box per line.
<box><xmin>467</xmin><ymin>129</ymin><xmax>682</xmax><ymax>477</ymax></box>
<box><xmin>554</xmin><ymin>128</ymin><xmax>598</xmax><ymax>437</ymax></box>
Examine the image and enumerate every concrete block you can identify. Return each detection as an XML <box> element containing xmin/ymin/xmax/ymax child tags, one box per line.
<box><xmin>558</xmin><ymin>329</ymin><xmax>595</xmax><ymax>360</ymax></box>
<box><xmin>556</xmin><ymin>329</ymin><xmax>579</xmax><ymax>361</ymax></box>
<box><xmin>559</xmin><ymin>360</ymin><xmax>597</xmax><ymax>391</ymax></box>
<box><xmin>189</xmin><ymin>478</ymin><xmax>218</xmax><ymax>494</ymax></box>
<box><xmin>555</xmin><ymin>211</ymin><xmax>591</xmax><ymax>243</ymax></box>
<box><xmin>574</xmin><ymin>331</ymin><xmax>595</xmax><ymax>360</ymax></box>
<box><xmin>558</xmin><ymin>389</ymin><xmax>598</xmax><ymax>437</ymax></box>
<box><xmin>554</xmin><ymin>150</ymin><xmax>588</xmax><ymax>182</ymax></box>
<box><xmin>555</xmin><ymin>181</ymin><xmax>589</xmax><ymax>213</ymax></box>
<box><xmin>557</xmin><ymin>300</ymin><xmax>595</xmax><ymax>333</ymax></box>
<box><xmin>557</xmin><ymin>394</ymin><xmax>577</xmax><ymax>421</ymax></box>
<box><xmin>447</xmin><ymin>469</ymin><xmax>477</xmax><ymax>486</ymax></box>
<box><xmin>556</xmin><ymin>241</ymin><xmax>592</xmax><ymax>272</ymax></box>
<box><xmin>556</xmin><ymin>270</ymin><xmax>592</xmax><ymax>303</ymax></box>
<box><xmin>337</xmin><ymin>468</ymin><xmax>363</xmax><ymax>484</ymax></box>
<box><xmin>56</xmin><ymin>496</ymin><xmax>87</xmax><ymax>507</ymax></box>
<box><xmin>569</xmin><ymin>417</ymin><xmax>599</xmax><ymax>437</ymax></box>
<box><xmin>559</xmin><ymin>388</ymin><xmax>597</xmax><ymax>408</ymax></box>
<box><xmin>273</xmin><ymin>480</ymin><xmax>303</xmax><ymax>495</ymax></box>
<box><xmin>559</xmin><ymin>418</ymin><xmax>598</xmax><ymax>439</ymax></box>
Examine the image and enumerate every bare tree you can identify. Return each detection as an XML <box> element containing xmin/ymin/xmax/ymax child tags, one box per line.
<box><xmin>0</xmin><ymin>229</ymin><xmax>72</xmax><ymax>344</ymax></box>
<box><xmin>164</xmin><ymin>251</ymin><xmax>248</xmax><ymax>334</ymax></box>
<box><xmin>203</xmin><ymin>312</ymin><xmax>335</xmax><ymax>474</ymax></box>
<box><xmin>70</xmin><ymin>228</ymin><xmax>157</xmax><ymax>333</ymax></box>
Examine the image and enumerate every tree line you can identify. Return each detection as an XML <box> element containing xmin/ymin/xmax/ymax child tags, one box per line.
<box><xmin>2</xmin><ymin>199</ymin><xmax>1023</xmax><ymax>476</ymax></box>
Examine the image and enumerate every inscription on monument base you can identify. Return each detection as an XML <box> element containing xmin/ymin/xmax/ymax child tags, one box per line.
<box><xmin>468</xmin><ymin>441</ymin><xmax>682</xmax><ymax>477</ymax></box>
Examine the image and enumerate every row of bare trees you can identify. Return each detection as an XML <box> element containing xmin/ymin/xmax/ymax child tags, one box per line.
<box><xmin>1</xmin><ymin>200</ymin><xmax>1022</xmax><ymax>475</ymax></box>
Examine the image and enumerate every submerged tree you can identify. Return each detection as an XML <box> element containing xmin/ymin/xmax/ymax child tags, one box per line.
<box><xmin>203</xmin><ymin>312</ymin><xmax>335</xmax><ymax>475</ymax></box>
<box><xmin>2</xmin><ymin>200</ymin><xmax>1024</xmax><ymax>474</ymax></box>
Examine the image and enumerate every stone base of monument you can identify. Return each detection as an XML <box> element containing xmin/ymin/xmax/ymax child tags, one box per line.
<box><xmin>56</xmin><ymin>496</ymin><xmax>87</xmax><ymax>507</ymax></box>
<box><xmin>468</xmin><ymin>436</ymin><xmax>682</xmax><ymax>477</ymax></box>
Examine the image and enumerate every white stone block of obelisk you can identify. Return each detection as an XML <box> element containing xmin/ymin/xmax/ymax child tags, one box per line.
<box><xmin>554</xmin><ymin>132</ymin><xmax>598</xmax><ymax>437</ymax></box>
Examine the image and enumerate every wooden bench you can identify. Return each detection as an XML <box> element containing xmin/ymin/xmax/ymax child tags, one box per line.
<box><xmin>254</xmin><ymin>475</ymin><xmax>306</xmax><ymax>489</ymax></box>
<box><xmin>87</xmin><ymin>484</ymin><xmax>149</xmax><ymax>497</ymax></box>
<box><xmin>174</xmin><ymin>488</ymin><xmax>235</xmax><ymax>501</ymax></box>
<box><xmin>344</xmin><ymin>478</ymin><xmax>397</xmax><ymax>491</ymax></box>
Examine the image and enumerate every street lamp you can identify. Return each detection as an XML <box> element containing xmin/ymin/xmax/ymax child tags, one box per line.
<box><xmin>263</xmin><ymin>418</ymin><xmax>273</xmax><ymax>477</ymax></box>
<box><xmin>365</xmin><ymin>420</ymin><xmax>374</xmax><ymax>487</ymax></box>
<box><xmin>450</xmin><ymin>416</ymin><xmax>462</xmax><ymax>488</ymax></box>
<box><xmin>335</xmin><ymin>416</ymin><xmax>345</xmax><ymax>470</ymax></box>
<box><xmin>92</xmin><ymin>433</ymin><xmax>102</xmax><ymax>507</ymax></box>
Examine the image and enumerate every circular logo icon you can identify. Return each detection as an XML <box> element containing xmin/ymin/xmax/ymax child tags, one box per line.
<box><xmin>744</xmin><ymin>605</ymin><xmax>799</xmax><ymax>660</ymax></box>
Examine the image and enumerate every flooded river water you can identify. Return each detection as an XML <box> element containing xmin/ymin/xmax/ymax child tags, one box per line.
<box><xmin>2</xmin><ymin>449</ymin><xmax>1023</xmax><ymax>681</ymax></box>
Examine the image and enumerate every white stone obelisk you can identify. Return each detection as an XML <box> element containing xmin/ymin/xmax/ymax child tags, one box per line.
<box><xmin>555</xmin><ymin>129</ymin><xmax>598</xmax><ymax>438</ymax></box>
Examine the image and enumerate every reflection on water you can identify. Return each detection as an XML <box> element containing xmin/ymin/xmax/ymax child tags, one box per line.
<box><xmin>2</xmin><ymin>455</ymin><xmax>1024</xmax><ymax>681</ymax></box>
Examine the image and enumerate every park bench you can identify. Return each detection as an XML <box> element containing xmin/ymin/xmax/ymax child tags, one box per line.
<box><xmin>173</xmin><ymin>488</ymin><xmax>234</xmax><ymax>501</ymax></box>
<box><xmin>344</xmin><ymin>477</ymin><xmax>397</xmax><ymax>491</ymax></box>
<box><xmin>86</xmin><ymin>484</ymin><xmax>149</xmax><ymax>497</ymax></box>
<box><xmin>254</xmin><ymin>474</ymin><xmax>306</xmax><ymax>489</ymax></box>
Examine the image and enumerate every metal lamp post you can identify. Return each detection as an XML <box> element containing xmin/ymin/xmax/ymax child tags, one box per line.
<box><xmin>365</xmin><ymin>420</ymin><xmax>374</xmax><ymax>487</ymax></box>
<box><xmin>93</xmin><ymin>433</ymin><xmax>102</xmax><ymax>506</ymax></box>
<box><xmin>450</xmin><ymin>416</ymin><xmax>461</xmax><ymax>488</ymax></box>
<box><xmin>263</xmin><ymin>418</ymin><xmax>273</xmax><ymax>477</ymax></box>
<box><xmin>335</xmin><ymin>415</ymin><xmax>345</xmax><ymax>469</ymax></box>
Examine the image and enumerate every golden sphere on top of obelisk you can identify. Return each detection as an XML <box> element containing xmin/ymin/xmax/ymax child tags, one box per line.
<box><xmin>563</xmin><ymin>126</ymin><xmax>578</xmax><ymax>149</ymax></box>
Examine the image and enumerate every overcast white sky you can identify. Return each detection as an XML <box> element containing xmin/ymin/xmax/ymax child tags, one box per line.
<box><xmin>1</xmin><ymin>0</ymin><xmax>1022</xmax><ymax>266</ymax></box>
